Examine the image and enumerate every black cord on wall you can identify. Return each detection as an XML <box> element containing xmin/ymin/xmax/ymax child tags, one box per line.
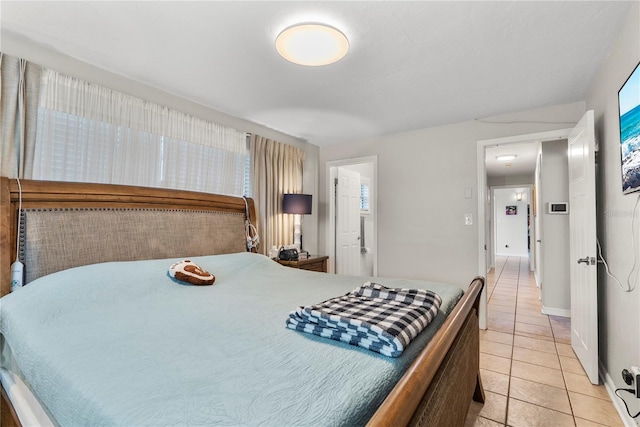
<box><xmin>615</xmin><ymin>388</ymin><xmax>640</xmax><ymax>418</ymax></box>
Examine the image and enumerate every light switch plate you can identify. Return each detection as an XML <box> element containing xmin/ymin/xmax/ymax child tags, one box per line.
<box><xmin>465</xmin><ymin>214</ymin><xmax>473</xmax><ymax>225</ymax></box>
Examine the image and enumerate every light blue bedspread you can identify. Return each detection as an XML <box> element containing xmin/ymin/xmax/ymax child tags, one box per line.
<box><xmin>0</xmin><ymin>252</ymin><xmax>463</xmax><ymax>426</ymax></box>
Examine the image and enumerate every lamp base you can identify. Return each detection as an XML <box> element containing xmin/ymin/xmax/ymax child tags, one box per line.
<box><xmin>293</xmin><ymin>216</ymin><xmax>302</xmax><ymax>251</ymax></box>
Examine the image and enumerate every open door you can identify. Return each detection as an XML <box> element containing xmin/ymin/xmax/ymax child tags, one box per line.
<box><xmin>336</xmin><ymin>167</ymin><xmax>361</xmax><ymax>275</ymax></box>
<box><xmin>568</xmin><ymin>110</ymin><xmax>599</xmax><ymax>384</ymax></box>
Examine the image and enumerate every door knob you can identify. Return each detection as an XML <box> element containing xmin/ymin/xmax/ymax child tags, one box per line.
<box><xmin>577</xmin><ymin>257</ymin><xmax>595</xmax><ymax>265</ymax></box>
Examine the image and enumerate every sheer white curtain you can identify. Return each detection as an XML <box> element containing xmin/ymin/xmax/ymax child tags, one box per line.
<box><xmin>33</xmin><ymin>69</ymin><xmax>247</xmax><ymax>195</ymax></box>
<box><xmin>250</xmin><ymin>135</ymin><xmax>306</xmax><ymax>255</ymax></box>
<box><xmin>0</xmin><ymin>53</ymin><xmax>41</xmax><ymax>178</ymax></box>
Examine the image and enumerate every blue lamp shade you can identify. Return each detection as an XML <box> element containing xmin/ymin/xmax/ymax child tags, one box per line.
<box><xmin>283</xmin><ymin>194</ymin><xmax>312</xmax><ymax>215</ymax></box>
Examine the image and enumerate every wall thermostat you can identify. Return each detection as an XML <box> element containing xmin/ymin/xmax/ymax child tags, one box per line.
<box><xmin>547</xmin><ymin>202</ymin><xmax>569</xmax><ymax>214</ymax></box>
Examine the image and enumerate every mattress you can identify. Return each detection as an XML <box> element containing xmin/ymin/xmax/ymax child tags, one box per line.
<box><xmin>0</xmin><ymin>252</ymin><xmax>464</xmax><ymax>426</ymax></box>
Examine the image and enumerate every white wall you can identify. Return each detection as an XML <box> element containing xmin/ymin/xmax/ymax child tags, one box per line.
<box><xmin>319</xmin><ymin>102</ymin><xmax>586</xmax><ymax>286</ymax></box>
<box><xmin>2</xmin><ymin>32</ymin><xmax>321</xmax><ymax>254</ymax></box>
<box><xmin>539</xmin><ymin>140</ymin><xmax>570</xmax><ymax>316</ymax></box>
<box><xmin>494</xmin><ymin>188</ymin><xmax>529</xmax><ymax>257</ymax></box>
<box><xmin>488</xmin><ymin>174</ymin><xmax>534</xmax><ymax>187</ymax></box>
<box><xmin>585</xmin><ymin>3</ymin><xmax>640</xmax><ymax>422</ymax></box>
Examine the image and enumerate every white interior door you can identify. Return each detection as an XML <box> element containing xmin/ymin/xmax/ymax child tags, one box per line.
<box><xmin>568</xmin><ymin>110</ymin><xmax>599</xmax><ymax>384</ymax></box>
<box><xmin>336</xmin><ymin>167</ymin><xmax>361</xmax><ymax>275</ymax></box>
<box><xmin>534</xmin><ymin>156</ymin><xmax>543</xmax><ymax>285</ymax></box>
<box><xmin>527</xmin><ymin>188</ymin><xmax>535</xmax><ymax>272</ymax></box>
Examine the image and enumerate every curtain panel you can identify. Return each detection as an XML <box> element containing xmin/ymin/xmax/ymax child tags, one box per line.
<box><xmin>0</xmin><ymin>53</ymin><xmax>41</xmax><ymax>178</ymax></box>
<box><xmin>33</xmin><ymin>69</ymin><xmax>247</xmax><ymax>196</ymax></box>
<box><xmin>250</xmin><ymin>135</ymin><xmax>306</xmax><ymax>255</ymax></box>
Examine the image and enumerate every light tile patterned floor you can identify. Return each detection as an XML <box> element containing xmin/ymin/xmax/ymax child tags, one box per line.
<box><xmin>465</xmin><ymin>256</ymin><xmax>623</xmax><ymax>427</ymax></box>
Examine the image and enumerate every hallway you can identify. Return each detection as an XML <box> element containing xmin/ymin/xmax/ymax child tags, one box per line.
<box><xmin>465</xmin><ymin>256</ymin><xmax>622</xmax><ymax>426</ymax></box>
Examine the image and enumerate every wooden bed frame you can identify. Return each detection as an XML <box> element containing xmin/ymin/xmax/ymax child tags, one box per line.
<box><xmin>0</xmin><ymin>177</ymin><xmax>484</xmax><ymax>427</ymax></box>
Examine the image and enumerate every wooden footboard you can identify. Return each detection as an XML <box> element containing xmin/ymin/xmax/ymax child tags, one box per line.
<box><xmin>368</xmin><ymin>276</ymin><xmax>485</xmax><ymax>427</ymax></box>
<box><xmin>1</xmin><ymin>385</ymin><xmax>20</xmax><ymax>427</ymax></box>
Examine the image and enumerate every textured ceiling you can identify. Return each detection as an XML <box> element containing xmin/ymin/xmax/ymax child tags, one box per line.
<box><xmin>1</xmin><ymin>1</ymin><xmax>633</xmax><ymax>149</ymax></box>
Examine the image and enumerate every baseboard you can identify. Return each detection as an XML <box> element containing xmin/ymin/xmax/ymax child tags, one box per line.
<box><xmin>541</xmin><ymin>306</ymin><xmax>570</xmax><ymax>317</ymax></box>
<box><xmin>495</xmin><ymin>252</ymin><xmax>529</xmax><ymax>257</ymax></box>
<box><xmin>599</xmin><ymin>361</ymin><xmax>640</xmax><ymax>427</ymax></box>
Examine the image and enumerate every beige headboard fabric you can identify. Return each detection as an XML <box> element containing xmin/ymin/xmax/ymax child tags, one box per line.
<box><xmin>21</xmin><ymin>208</ymin><xmax>246</xmax><ymax>283</ymax></box>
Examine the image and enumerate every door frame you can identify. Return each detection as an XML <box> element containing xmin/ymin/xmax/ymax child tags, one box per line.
<box><xmin>477</xmin><ymin>128</ymin><xmax>571</xmax><ymax>329</ymax></box>
<box><xmin>326</xmin><ymin>155</ymin><xmax>378</xmax><ymax>275</ymax></box>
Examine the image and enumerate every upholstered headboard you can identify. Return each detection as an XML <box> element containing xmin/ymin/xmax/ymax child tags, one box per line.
<box><xmin>0</xmin><ymin>178</ymin><xmax>258</xmax><ymax>295</ymax></box>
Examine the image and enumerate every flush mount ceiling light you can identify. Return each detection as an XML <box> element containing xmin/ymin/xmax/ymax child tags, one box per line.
<box><xmin>276</xmin><ymin>23</ymin><xmax>349</xmax><ymax>66</ymax></box>
<box><xmin>495</xmin><ymin>154</ymin><xmax>517</xmax><ymax>161</ymax></box>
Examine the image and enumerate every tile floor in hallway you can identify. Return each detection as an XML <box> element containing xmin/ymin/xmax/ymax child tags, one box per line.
<box><xmin>464</xmin><ymin>256</ymin><xmax>623</xmax><ymax>427</ymax></box>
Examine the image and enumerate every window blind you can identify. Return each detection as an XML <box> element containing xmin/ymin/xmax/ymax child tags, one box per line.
<box><xmin>33</xmin><ymin>69</ymin><xmax>248</xmax><ymax>196</ymax></box>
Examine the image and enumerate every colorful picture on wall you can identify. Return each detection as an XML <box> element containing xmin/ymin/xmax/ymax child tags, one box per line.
<box><xmin>619</xmin><ymin>61</ymin><xmax>640</xmax><ymax>194</ymax></box>
<box><xmin>506</xmin><ymin>206</ymin><xmax>517</xmax><ymax>215</ymax></box>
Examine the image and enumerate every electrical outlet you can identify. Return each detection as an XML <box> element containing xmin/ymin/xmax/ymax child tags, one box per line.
<box><xmin>631</xmin><ymin>366</ymin><xmax>640</xmax><ymax>398</ymax></box>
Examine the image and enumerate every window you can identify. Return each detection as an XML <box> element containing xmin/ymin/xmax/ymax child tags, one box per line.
<box><xmin>33</xmin><ymin>69</ymin><xmax>248</xmax><ymax>196</ymax></box>
<box><xmin>243</xmin><ymin>153</ymin><xmax>252</xmax><ymax>197</ymax></box>
<box><xmin>360</xmin><ymin>179</ymin><xmax>370</xmax><ymax>212</ymax></box>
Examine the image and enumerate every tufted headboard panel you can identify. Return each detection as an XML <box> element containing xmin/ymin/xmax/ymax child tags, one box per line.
<box><xmin>0</xmin><ymin>178</ymin><xmax>258</xmax><ymax>295</ymax></box>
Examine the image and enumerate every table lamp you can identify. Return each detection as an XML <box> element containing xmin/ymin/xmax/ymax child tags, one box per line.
<box><xmin>283</xmin><ymin>193</ymin><xmax>312</xmax><ymax>252</ymax></box>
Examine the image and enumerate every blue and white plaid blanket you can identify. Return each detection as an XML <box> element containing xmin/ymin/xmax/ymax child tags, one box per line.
<box><xmin>286</xmin><ymin>282</ymin><xmax>442</xmax><ymax>357</ymax></box>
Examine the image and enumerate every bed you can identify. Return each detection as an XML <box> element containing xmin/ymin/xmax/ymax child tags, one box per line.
<box><xmin>0</xmin><ymin>177</ymin><xmax>484</xmax><ymax>426</ymax></box>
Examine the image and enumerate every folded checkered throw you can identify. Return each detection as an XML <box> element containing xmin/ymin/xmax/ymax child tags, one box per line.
<box><xmin>286</xmin><ymin>282</ymin><xmax>442</xmax><ymax>357</ymax></box>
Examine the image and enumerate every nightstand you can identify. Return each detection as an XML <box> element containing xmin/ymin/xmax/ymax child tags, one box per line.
<box><xmin>276</xmin><ymin>255</ymin><xmax>328</xmax><ymax>273</ymax></box>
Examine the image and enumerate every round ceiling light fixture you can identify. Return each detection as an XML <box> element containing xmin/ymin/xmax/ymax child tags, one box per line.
<box><xmin>276</xmin><ymin>23</ymin><xmax>349</xmax><ymax>66</ymax></box>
